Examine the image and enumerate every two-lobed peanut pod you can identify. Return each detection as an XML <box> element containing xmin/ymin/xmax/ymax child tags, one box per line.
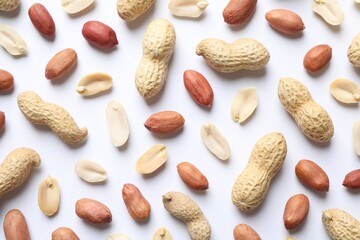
<box><xmin>17</xmin><ymin>91</ymin><xmax>88</xmax><ymax>145</ymax></box>
<box><xmin>195</xmin><ymin>38</ymin><xmax>270</xmax><ymax>73</ymax></box>
<box><xmin>135</xmin><ymin>18</ymin><xmax>176</xmax><ymax>99</ymax></box>
<box><xmin>231</xmin><ymin>132</ymin><xmax>287</xmax><ymax>212</ymax></box>
<box><xmin>278</xmin><ymin>77</ymin><xmax>334</xmax><ymax>143</ymax></box>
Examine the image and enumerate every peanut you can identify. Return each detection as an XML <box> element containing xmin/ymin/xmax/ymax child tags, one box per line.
<box><xmin>28</xmin><ymin>3</ymin><xmax>56</xmax><ymax>38</ymax></box>
<box><xmin>122</xmin><ymin>183</ymin><xmax>151</xmax><ymax>221</ymax></box>
<box><xmin>303</xmin><ymin>44</ymin><xmax>332</xmax><ymax>72</ymax></box>
<box><xmin>162</xmin><ymin>191</ymin><xmax>211</xmax><ymax>240</ymax></box>
<box><xmin>3</xmin><ymin>209</ymin><xmax>30</xmax><ymax>240</ymax></box>
<box><xmin>45</xmin><ymin>48</ymin><xmax>77</xmax><ymax>80</ymax></box>
<box><xmin>75</xmin><ymin>198</ymin><xmax>112</xmax><ymax>224</ymax></box>
<box><xmin>283</xmin><ymin>194</ymin><xmax>310</xmax><ymax>230</ymax></box>
<box><xmin>0</xmin><ymin>147</ymin><xmax>40</xmax><ymax>199</ymax></box>
<box><xmin>312</xmin><ymin>0</ymin><xmax>344</xmax><ymax>26</ymax></box>
<box><xmin>265</xmin><ymin>9</ymin><xmax>305</xmax><ymax>35</ymax></box>
<box><xmin>348</xmin><ymin>33</ymin><xmax>360</xmax><ymax>67</ymax></box>
<box><xmin>278</xmin><ymin>77</ymin><xmax>334</xmax><ymax>143</ymax></box>
<box><xmin>196</xmin><ymin>38</ymin><xmax>269</xmax><ymax>73</ymax></box>
<box><xmin>0</xmin><ymin>0</ymin><xmax>19</xmax><ymax>11</ymax></box>
<box><xmin>135</xmin><ymin>18</ymin><xmax>176</xmax><ymax>99</ymax></box>
<box><xmin>144</xmin><ymin>111</ymin><xmax>185</xmax><ymax>134</ymax></box>
<box><xmin>177</xmin><ymin>162</ymin><xmax>209</xmax><ymax>190</ymax></box>
<box><xmin>183</xmin><ymin>69</ymin><xmax>214</xmax><ymax>108</ymax></box>
<box><xmin>52</xmin><ymin>227</ymin><xmax>80</xmax><ymax>240</ymax></box>
<box><xmin>295</xmin><ymin>159</ymin><xmax>329</xmax><ymax>192</ymax></box>
<box><xmin>117</xmin><ymin>0</ymin><xmax>154</xmax><ymax>21</ymax></box>
<box><xmin>231</xmin><ymin>132</ymin><xmax>287</xmax><ymax>212</ymax></box>
<box><xmin>38</xmin><ymin>176</ymin><xmax>60</xmax><ymax>216</ymax></box>
<box><xmin>0</xmin><ymin>69</ymin><xmax>14</xmax><ymax>92</ymax></box>
<box><xmin>322</xmin><ymin>208</ymin><xmax>360</xmax><ymax>240</ymax></box>
<box><xmin>0</xmin><ymin>111</ymin><xmax>5</xmax><ymax>132</ymax></box>
<box><xmin>82</xmin><ymin>21</ymin><xmax>118</xmax><ymax>50</ymax></box>
<box><xmin>152</xmin><ymin>227</ymin><xmax>172</xmax><ymax>240</ymax></box>
<box><xmin>223</xmin><ymin>0</ymin><xmax>257</xmax><ymax>26</ymax></box>
<box><xmin>233</xmin><ymin>224</ymin><xmax>261</xmax><ymax>240</ymax></box>
<box><xmin>342</xmin><ymin>169</ymin><xmax>360</xmax><ymax>189</ymax></box>
<box><xmin>17</xmin><ymin>91</ymin><xmax>88</xmax><ymax>145</ymax></box>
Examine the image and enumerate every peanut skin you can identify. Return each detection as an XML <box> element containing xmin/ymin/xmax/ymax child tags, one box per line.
<box><xmin>52</xmin><ymin>227</ymin><xmax>80</xmax><ymax>240</ymax></box>
<box><xmin>122</xmin><ymin>183</ymin><xmax>151</xmax><ymax>221</ymax></box>
<box><xmin>196</xmin><ymin>38</ymin><xmax>270</xmax><ymax>73</ymax></box>
<box><xmin>0</xmin><ymin>148</ymin><xmax>40</xmax><ymax>199</ymax></box>
<box><xmin>231</xmin><ymin>132</ymin><xmax>287</xmax><ymax>212</ymax></box>
<box><xmin>17</xmin><ymin>91</ymin><xmax>88</xmax><ymax>144</ymax></box>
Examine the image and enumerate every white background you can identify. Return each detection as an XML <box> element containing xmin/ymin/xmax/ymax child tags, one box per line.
<box><xmin>1</xmin><ymin>0</ymin><xmax>360</xmax><ymax>239</ymax></box>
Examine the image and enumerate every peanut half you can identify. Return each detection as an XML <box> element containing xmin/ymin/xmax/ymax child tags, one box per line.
<box><xmin>196</xmin><ymin>38</ymin><xmax>270</xmax><ymax>73</ymax></box>
<box><xmin>232</xmin><ymin>132</ymin><xmax>287</xmax><ymax>212</ymax></box>
<box><xmin>322</xmin><ymin>208</ymin><xmax>360</xmax><ymax>240</ymax></box>
<box><xmin>312</xmin><ymin>0</ymin><xmax>344</xmax><ymax>26</ymax></box>
<box><xmin>61</xmin><ymin>0</ymin><xmax>95</xmax><ymax>14</ymax></box>
<box><xmin>0</xmin><ymin>0</ymin><xmax>19</xmax><ymax>11</ymax></box>
<box><xmin>162</xmin><ymin>191</ymin><xmax>211</xmax><ymax>240</ymax></box>
<box><xmin>278</xmin><ymin>77</ymin><xmax>334</xmax><ymax>143</ymax></box>
<box><xmin>353</xmin><ymin>120</ymin><xmax>360</xmax><ymax>156</ymax></box>
<box><xmin>107</xmin><ymin>233</ymin><xmax>132</xmax><ymax>240</ymax></box>
<box><xmin>200</xmin><ymin>122</ymin><xmax>231</xmax><ymax>161</ymax></box>
<box><xmin>168</xmin><ymin>0</ymin><xmax>208</xmax><ymax>18</ymax></box>
<box><xmin>38</xmin><ymin>176</ymin><xmax>60</xmax><ymax>216</ymax></box>
<box><xmin>330</xmin><ymin>79</ymin><xmax>360</xmax><ymax>104</ymax></box>
<box><xmin>3</xmin><ymin>209</ymin><xmax>30</xmax><ymax>240</ymax></box>
<box><xmin>75</xmin><ymin>159</ymin><xmax>107</xmax><ymax>183</ymax></box>
<box><xmin>135</xmin><ymin>18</ymin><xmax>176</xmax><ymax>99</ymax></box>
<box><xmin>76</xmin><ymin>72</ymin><xmax>113</xmax><ymax>96</ymax></box>
<box><xmin>0</xmin><ymin>24</ymin><xmax>28</xmax><ymax>56</ymax></box>
<box><xmin>152</xmin><ymin>227</ymin><xmax>172</xmax><ymax>240</ymax></box>
<box><xmin>17</xmin><ymin>91</ymin><xmax>88</xmax><ymax>145</ymax></box>
<box><xmin>0</xmin><ymin>147</ymin><xmax>41</xmax><ymax>199</ymax></box>
<box><xmin>135</xmin><ymin>144</ymin><xmax>167</xmax><ymax>174</ymax></box>
<box><xmin>106</xmin><ymin>100</ymin><xmax>130</xmax><ymax>148</ymax></box>
<box><xmin>231</xmin><ymin>87</ymin><xmax>258</xmax><ymax>124</ymax></box>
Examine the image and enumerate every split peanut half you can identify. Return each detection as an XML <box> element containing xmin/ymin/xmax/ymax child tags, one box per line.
<box><xmin>106</xmin><ymin>100</ymin><xmax>130</xmax><ymax>148</ymax></box>
<box><xmin>329</xmin><ymin>79</ymin><xmax>360</xmax><ymax>104</ymax></box>
<box><xmin>231</xmin><ymin>87</ymin><xmax>258</xmax><ymax>124</ymax></box>
<box><xmin>61</xmin><ymin>0</ymin><xmax>95</xmax><ymax>14</ymax></box>
<box><xmin>38</xmin><ymin>176</ymin><xmax>60</xmax><ymax>216</ymax></box>
<box><xmin>107</xmin><ymin>233</ymin><xmax>132</xmax><ymax>240</ymax></box>
<box><xmin>75</xmin><ymin>159</ymin><xmax>107</xmax><ymax>183</ymax></box>
<box><xmin>76</xmin><ymin>72</ymin><xmax>113</xmax><ymax>96</ymax></box>
<box><xmin>312</xmin><ymin>0</ymin><xmax>344</xmax><ymax>26</ymax></box>
<box><xmin>353</xmin><ymin>120</ymin><xmax>360</xmax><ymax>156</ymax></box>
<box><xmin>135</xmin><ymin>144</ymin><xmax>167</xmax><ymax>174</ymax></box>
<box><xmin>168</xmin><ymin>0</ymin><xmax>209</xmax><ymax>18</ymax></box>
<box><xmin>200</xmin><ymin>122</ymin><xmax>231</xmax><ymax>160</ymax></box>
<box><xmin>0</xmin><ymin>24</ymin><xmax>28</xmax><ymax>56</ymax></box>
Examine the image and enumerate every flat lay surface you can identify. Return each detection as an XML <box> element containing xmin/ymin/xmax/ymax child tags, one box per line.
<box><xmin>1</xmin><ymin>0</ymin><xmax>360</xmax><ymax>239</ymax></box>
